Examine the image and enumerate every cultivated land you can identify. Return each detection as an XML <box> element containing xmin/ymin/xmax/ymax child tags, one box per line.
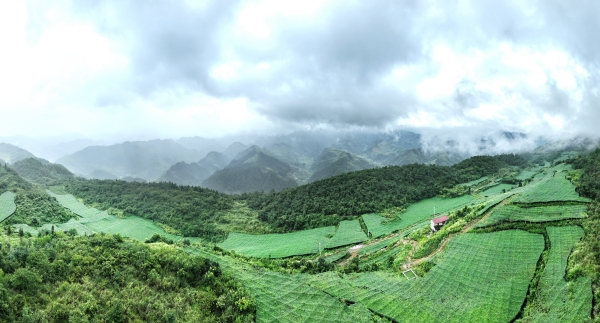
<box><xmin>218</xmin><ymin>227</ymin><xmax>336</xmax><ymax>258</ymax></box>
<box><xmin>519</xmin><ymin>226</ymin><xmax>592</xmax><ymax>323</ymax></box>
<box><xmin>6</xmin><ymin>156</ymin><xmax>596</xmax><ymax>322</ymax></box>
<box><xmin>477</xmin><ymin>204</ymin><xmax>588</xmax><ymax>227</ymax></box>
<box><xmin>514</xmin><ymin>166</ymin><xmax>591</xmax><ymax>204</ymax></box>
<box><xmin>307</xmin><ymin>231</ymin><xmax>544</xmax><ymax>323</ymax></box>
<box><xmin>0</xmin><ymin>191</ymin><xmax>16</xmax><ymax>222</ymax></box>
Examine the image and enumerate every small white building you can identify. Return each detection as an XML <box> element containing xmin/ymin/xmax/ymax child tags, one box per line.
<box><xmin>430</xmin><ymin>215</ymin><xmax>449</xmax><ymax>232</ymax></box>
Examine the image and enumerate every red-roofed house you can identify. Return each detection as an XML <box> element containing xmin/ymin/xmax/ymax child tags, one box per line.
<box><xmin>430</xmin><ymin>215</ymin><xmax>449</xmax><ymax>232</ymax></box>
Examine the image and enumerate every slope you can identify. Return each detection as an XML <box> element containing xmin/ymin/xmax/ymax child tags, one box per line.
<box><xmin>202</xmin><ymin>146</ymin><xmax>297</xmax><ymax>194</ymax></box>
<box><xmin>309</xmin><ymin>148</ymin><xmax>377</xmax><ymax>182</ymax></box>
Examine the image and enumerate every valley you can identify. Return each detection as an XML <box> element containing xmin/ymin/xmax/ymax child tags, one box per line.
<box><xmin>0</xmin><ymin>142</ymin><xmax>597</xmax><ymax>322</ymax></box>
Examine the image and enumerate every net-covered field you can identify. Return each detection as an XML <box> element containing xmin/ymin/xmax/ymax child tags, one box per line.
<box><xmin>309</xmin><ymin>230</ymin><xmax>544</xmax><ymax>323</ymax></box>
<box><xmin>187</xmin><ymin>248</ymin><xmax>378</xmax><ymax>323</ymax></box>
<box><xmin>326</xmin><ymin>220</ymin><xmax>367</xmax><ymax>249</ymax></box>
<box><xmin>83</xmin><ymin>216</ymin><xmax>180</xmax><ymax>241</ymax></box>
<box><xmin>0</xmin><ymin>191</ymin><xmax>16</xmax><ymax>222</ymax></box>
<box><xmin>219</xmin><ymin>226</ymin><xmax>336</xmax><ymax>258</ymax></box>
<box><xmin>523</xmin><ymin>226</ymin><xmax>592</xmax><ymax>322</ymax></box>
<box><xmin>46</xmin><ymin>190</ymin><xmax>110</xmax><ymax>219</ymax></box>
<box><xmin>480</xmin><ymin>183</ymin><xmax>515</xmax><ymax>196</ymax></box>
<box><xmin>362</xmin><ymin>195</ymin><xmax>477</xmax><ymax>238</ymax></box>
<box><xmin>514</xmin><ymin>169</ymin><xmax>590</xmax><ymax>204</ymax></box>
<box><xmin>516</xmin><ymin>170</ymin><xmax>538</xmax><ymax>181</ymax></box>
<box><xmin>48</xmin><ymin>190</ymin><xmax>181</xmax><ymax>242</ymax></box>
<box><xmin>459</xmin><ymin>176</ymin><xmax>488</xmax><ymax>186</ymax></box>
<box><xmin>477</xmin><ymin>204</ymin><xmax>588</xmax><ymax>227</ymax></box>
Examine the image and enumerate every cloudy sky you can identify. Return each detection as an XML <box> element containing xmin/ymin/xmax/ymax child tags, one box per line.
<box><xmin>1</xmin><ymin>0</ymin><xmax>599</xmax><ymax>141</ymax></box>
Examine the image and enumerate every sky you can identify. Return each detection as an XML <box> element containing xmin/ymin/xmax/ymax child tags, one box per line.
<box><xmin>1</xmin><ymin>0</ymin><xmax>600</xmax><ymax>143</ymax></box>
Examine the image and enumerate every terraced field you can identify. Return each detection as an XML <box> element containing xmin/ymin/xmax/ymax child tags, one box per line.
<box><xmin>219</xmin><ymin>227</ymin><xmax>336</xmax><ymax>258</ymax></box>
<box><xmin>310</xmin><ymin>230</ymin><xmax>544</xmax><ymax>323</ymax></box>
<box><xmin>0</xmin><ymin>191</ymin><xmax>16</xmax><ymax>222</ymax></box>
<box><xmin>326</xmin><ymin>219</ymin><xmax>368</xmax><ymax>249</ymax></box>
<box><xmin>514</xmin><ymin>168</ymin><xmax>590</xmax><ymax>204</ymax></box>
<box><xmin>521</xmin><ymin>226</ymin><xmax>592</xmax><ymax>322</ymax></box>
<box><xmin>480</xmin><ymin>183</ymin><xmax>515</xmax><ymax>196</ymax></box>
<box><xmin>477</xmin><ymin>204</ymin><xmax>588</xmax><ymax>227</ymax></box>
<box><xmin>362</xmin><ymin>195</ymin><xmax>478</xmax><ymax>238</ymax></box>
<box><xmin>47</xmin><ymin>190</ymin><xmax>109</xmax><ymax>219</ymax></box>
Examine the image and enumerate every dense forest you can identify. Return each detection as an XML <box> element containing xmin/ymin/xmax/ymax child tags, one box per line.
<box><xmin>0</xmin><ymin>231</ymin><xmax>255</xmax><ymax>322</ymax></box>
<box><xmin>11</xmin><ymin>158</ymin><xmax>74</xmax><ymax>186</ymax></box>
<box><xmin>62</xmin><ymin>180</ymin><xmax>234</xmax><ymax>242</ymax></box>
<box><xmin>245</xmin><ymin>155</ymin><xmax>521</xmax><ymax>231</ymax></box>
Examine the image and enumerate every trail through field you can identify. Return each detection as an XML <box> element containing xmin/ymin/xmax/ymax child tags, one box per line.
<box><xmin>407</xmin><ymin>196</ymin><xmax>512</xmax><ymax>267</ymax></box>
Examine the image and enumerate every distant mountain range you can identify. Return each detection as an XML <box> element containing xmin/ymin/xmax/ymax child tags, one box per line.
<box><xmin>0</xmin><ymin>129</ymin><xmax>552</xmax><ymax>194</ymax></box>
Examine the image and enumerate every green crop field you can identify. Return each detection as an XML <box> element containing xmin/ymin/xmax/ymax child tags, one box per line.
<box><xmin>81</xmin><ymin>215</ymin><xmax>181</xmax><ymax>241</ymax></box>
<box><xmin>187</xmin><ymin>248</ymin><xmax>379</xmax><ymax>323</ymax></box>
<box><xmin>522</xmin><ymin>226</ymin><xmax>592</xmax><ymax>322</ymax></box>
<box><xmin>46</xmin><ymin>190</ymin><xmax>110</xmax><ymax>219</ymax></box>
<box><xmin>326</xmin><ymin>219</ymin><xmax>367</xmax><ymax>249</ymax></box>
<box><xmin>0</xmin><ymin>191</ymin><xmax>16</xmax><ymax>222</ymax></box>
<box><xmin>514</xmin><ymin>172</ymin><xmax>590</xmax><ymax>203</ymax></box>
<box><xmin>324</xmin><ymin>250</ymin><xmax>347</xmax><ymax>263</ymax></box>
<box><xmin>357</xmin><ymin>236</ymin><xmax>400</xmax><ymax>256</ymax></box>
<box><xmin>362</xmin><ymin>195</ymin><xmax>478</xmax><ymax>238</ymax></box>
<box><xmin>459</xmin><ymin>176</ymin><xmax>489</xmax><ymax>186</ymax></box>
<box><xmin>516</xmin><ymin>170</ymin><xmax>538</xmax><ymax>181</ymax></box>
<box><xmin>308</xmin><ymin>230</ymin><xmax>544</xmax><ymax>323</ymax></box>
<box><xmin>477</xmin><ymin>204</ymin><xmax>588</xmax><ymax>227</ymax></box>
<box><xmin>480</xmin><ymin>183</ymin><xmax>515</xmax><ymax>196</ymax></box>
<box><xmin>219</xmin><ymin>226</ymin><xmax>336</xmax><ymax>258</ymax></box>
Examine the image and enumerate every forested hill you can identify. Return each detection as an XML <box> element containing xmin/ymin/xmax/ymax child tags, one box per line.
<box><xmin>62</xmin><ymin>180</ymin><xmax>235</xmax><ymax>241</ymax></box>
<box><xmin>247</xmin><ymin>155</ymin><xmax>522</xmax><ymax>231</ymax></box>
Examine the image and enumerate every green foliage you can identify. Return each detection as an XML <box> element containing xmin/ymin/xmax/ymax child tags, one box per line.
<box><xmin>62</xmin><ymin>179</ymin><xmax>235</xmax><ymax>242</ymax></box>
<box><xmin>480</xmin><ymin>183</ymin><xmax>515</xmax><ymax>196</ymax></box>
<box><xmin>11</xmin><ymin>158</ymin><xmax>73</xmax><ymax>185</ymax></box>
<box><xmin>0</xmin><ymin>233</ymin><xmax>255</xmax><ymax>322</ymax></box>
<box><xmin>248</xmin><ymin>156</ymin><xmax>507</xmax><ymax>232</ymax></box>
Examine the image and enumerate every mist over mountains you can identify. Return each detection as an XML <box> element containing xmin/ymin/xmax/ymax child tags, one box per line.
<box><xmin>0</xmin><ymin>129</ymin><xmax>592</xmax><ymax>194</ymax></box>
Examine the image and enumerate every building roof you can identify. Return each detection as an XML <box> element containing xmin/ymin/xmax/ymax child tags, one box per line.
<box><xmin>431</xmin><ymin>215</ymin><xmax>449</xmax><ymax>224</ymax></box>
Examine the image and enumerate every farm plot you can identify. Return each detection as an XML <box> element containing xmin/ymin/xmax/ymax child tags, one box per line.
<box><xmin>0</xmin><ymin>191</ymin><xmax>16</xmax><ymax>222</ymax></box>
<box><xmin>516</xmin><ymin>170</ymin><xmax>538</xmax><ymax>181</ymax></box>
<box><xmin>523</xmin><ymin>226</ymin><xmax>592</xmax><ymax>323</ymax></box>
<box><xmin>326</xmin><ymin>219</ymin><xmax>367</xmax><ymax>249</ymax></box>
<box><xmin>362</xmin><ymin>195</ymin><xmax>477</xmax><ymax>238</ymax></box>
<box><xmin>514</xmin><ymin>173</ymin><xmax>590</xmax><ymax>203</ymax></box>
<box><xmin>40</xmin><ymin>219</ymin><xmax>96</xmax><ymax>236</ymax></box>
<box><xmin>477</xmin><ymin>204</ymin><xmax>588</xmax><ymax>227</ymax></box>
<box><xmin>84</xmin><ymin>216</ymin><xmax>180</xmax><ymax>242</ymax></box>
<box><xmin>187</xmin><ymin>249</ymin><xmax>379</xmax><ymax>323</ymax></box>
<box><xmin>310</xmin><ymin>230</ymin><xmax>544</xmax><ymax>323</ymax></box>
<box><xmin>480</xmin><ymin>183</ymin><xmax>515</xmax><ymax>197</ymax></box>
<box><xmin>459</xmin><ymin>176</ymin><xmax>488</xmax><ymax>186</ymax></box>
<box><xmin>219</xmin><ymin>226</ymin><xmax>336</xmax><ymax>258</ymax></box>
<box><xmin>46</xmin><ymin>190</ymin><xmax>109</xmax><ymax>219</ymax></box>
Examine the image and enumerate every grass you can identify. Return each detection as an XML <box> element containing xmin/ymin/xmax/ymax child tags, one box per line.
<box><xmin>326</xmin><ymin>219</ymin><xmax>368</xmax><ymax>249</ymax></box>
<box><xmin>477</xmin><ymin>204</ymin><xmax>588</xmax><ymax>227</ymax></box>
<box><xmin>310</xmin><ymin>230</ymin><xmax>544</xmax><ymax>323</ymax></box>
<box><xmin>521</xmin><ymin>226</ymin><xmax>592</xmax><ymax>322</ymax></box>
<box><xmin>0</xmin><ymin>191</ymin><xmax>16</xmax><ymax>222</ymax></box>
<box><xmin>218</xmin><ymin>227</ymin><xmax>336</xmax><ymax>258</ymax></box>
<box><xmin>363</xmin><ymin>195</ymin><xmax>478</xmax><ymax>238</ymax></box>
